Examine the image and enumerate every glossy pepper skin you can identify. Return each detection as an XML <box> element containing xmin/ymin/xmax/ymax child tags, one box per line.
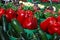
<box><xmin>0</xmin><ymin>8</ymin><xmax>5</xmax><ymax>18</ymax></box>
<box><xmin>17</xmin><ymin>9</ymin><xmax>25</xmax><ymax>24</ymax></box>
<box><xmin>57</xmin><ymin>15</ymin><xmax>60</xmax><ymax>22</ymax></box>
<box><xmin>5</xmin><ymin>8</ymin><xmax>16</xmax><ymax>22</ymax></box>
<box><xmin>48</xmin><ymin>22</ymin><xmax>60</xmax><ymax>35</ymax></box>
<box><xmin>5</xmin><ymin>8</ymin><xmax>16</xmax><ymax>17</ymax></box>
<box><xmin>48</xmin><ymin>16</ymin><xmax>60</xmax><ymax>35</ymax></box>
<box><xmin>17</xmin><ymin>10</ymin><xmax>33</xmax><ymax>25</ymax></box>
<box><xmin>23</xmin><ymin>17</ymin><xmax>37</xmax><ymax>30</ymax></box>
<box><xmin>25</xmin><ymin>10</ymin><xmax>33</xmax><ymax>18</ymax></box>
<box><xmin>40</xmin><ymin>16</ymin><xmax>60</xmax><ymax>35</ymax></box>
<box><xmin>40</xmin><ymin>17</ymin><xmax>56</xmax><ymax>31</ymax></box>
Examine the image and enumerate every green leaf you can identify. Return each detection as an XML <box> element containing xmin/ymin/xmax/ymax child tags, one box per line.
<box><xmin>11</xmin><ymin>6</ymin><xmax>18</xmax><ymax>11</ymax></box>
<box><xmin>6</xmin><ymin>2</ymin><xmax>14</xmax><ymax>8</ymax></box>
<box><xmin>44</xmin><ymin>12</ymin><xmax>52</xmax><ymax>18</ymax></box>
<box><xmin>28</xmin><ymin>6</ymin><xmax>34</xmax><ymax>11</ymax></box>
<box><xmin>22</xmin><ymin>6</ymin><xmax>29</xmax><ymax>10</ymax></box>
<box><xmin>0</xmin><ymin>3</ymin><xmax>3</xmax><ymax>7</ymax></box>
<box><xmin>53</xmin><ymin>13</ymin><xmax>58</xmax><ymax>17</ymax></box>
<box><xmin>34</xmin><ymin>11</ymin><xmax>43</xmax><ymax>20</ymax></box>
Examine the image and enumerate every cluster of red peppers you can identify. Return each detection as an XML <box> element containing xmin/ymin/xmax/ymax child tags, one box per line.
<box><xmin>0</xmin><ymin>7</ymin><xmax>38</xmax><ymax>30</ymax></box>
<box><xmin>0</xmin><ymin>2</ymin><xmax>60</xmax><ymax>36</ymax></box>
<box><xmin>40</xmin><ymin>16</ymin><xmax>60</xmax><ymax>35</ymax></box>
<box><xmin>0</xmin><ymin>8</ymin><xmax>16</xmax><ymax>22</ymax></box>
<box><xmin>17</xmin><ymin>9</ymin><xmax>38</xmax><ymax>30</ymax></box>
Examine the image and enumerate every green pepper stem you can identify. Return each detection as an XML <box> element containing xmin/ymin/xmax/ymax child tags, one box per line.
<box><xmin>49</xmin><ymin>0</ymin><xmax>52</xmax><ymax>7</ymax></box>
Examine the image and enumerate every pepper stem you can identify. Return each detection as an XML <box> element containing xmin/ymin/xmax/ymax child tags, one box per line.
<box><xmin>49</xmin><ymin>0</ymin><xmax>52</xmax><ymax>7</ymax></box>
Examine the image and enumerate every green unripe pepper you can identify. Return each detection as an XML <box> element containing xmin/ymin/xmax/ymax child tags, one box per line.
<box><xmin>11</xmin><ymin>19</ymin><xmax>29</xmax><ymax>40</ymax></box>
<box><xmin>1</xmin><ymin>14</ymin><xmax>8</xmax><ymax>32</ymax></box>
<box><xmin>1</xmin><ymin>15</ymin><xmax>9</xmax><ymax>40</ymax></box>
<box><xmin>8</xmin><ymin>23</ymin><xmax>20</xmax><ymax>40</ymax></box>
<box><xmin>11</xmin><ymin>19</ymin><xmax>24</xmax><ymax>34</ymax></box>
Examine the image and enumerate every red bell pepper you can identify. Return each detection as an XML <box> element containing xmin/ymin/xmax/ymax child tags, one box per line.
<box><xmin>5</xmin><ymin>8</ymin><xmax>16</xmax><ymax>17</ymax></box>
<box><xmin>17</xmin><ymin>9</ymin><xmax>25</xmax><ymax>15</ymax></box>
<box><xmin>22</xmin><ymin>17</ymin><xmax>37</xmax><ymax>30</ymax></box>
<box><xmin>40</xmin><ymin>16</ymin><xmax>60</xmax><ymax>35</ymax></box>
<box><xmin>57</xmin><ymin>15</ymin><xmax>60</xmax><ymax>22</ymax></box>
<box><xmin>48</xmin><ymin>17</ymin><xmax>60</xmax><ymax>35</ymax></box>
<box><xmin>48</xmin><ymin>22</ymin><xmax>60</xmax><ymax>35</ymax></box>
<box><xmin>5</xmin><ymin>14</ymin><xmax>13</xmax><ymax>22</ymax></box>
<box><xmin>5</xmin><ymin>8</ymin><xmax>16</xmax><ymax>22</ymax></box>
<box><xmin>17</xmin><ymin>10</ymin><xmax>33</xmax><ymax>24</ymax></box>
<box><xmin>17</xmin><ymin>9</ymin><xmax>25</xmax><ymax>24</ymax></box>
<box><xmin>25</xmin><ymin>10</ymin><xmax>33</xmax><ymax>18</ymax></box>
<box><xmin>40</xmin><ymin>17</ymin><xmax>56</xmax><ymax>31</ymax></box>
<box><xmin>52</xmin><ymin>0</ymin><xmax>59</xmax><ymax>2</ymax></box>
<box><xmin>0</xmin><ymin>8</ymin><xmax>5</xmax><ymax>18</ymax></box>
<box><xmin>56</xmin><ymin>16</ymin><xmax>60</xmax><ymax>27</ymax></box>
<box><xmin>41</xmin><ymin>0</ymin><xmax>48</xmax><ymax>2</ymax></box>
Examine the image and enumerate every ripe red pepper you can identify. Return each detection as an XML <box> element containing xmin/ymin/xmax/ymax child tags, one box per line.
<box><xmin>48</xmin><ymin>22</ymin><xmax>60</xmax><ymax>35</ymax></box>
<box><xmin>17</xmin><ymin>10</ymin><xmax>25</xmax><ymax>24</ymax></box>
<box><xmin>17</xmin><ymin>9</ymin><xmax>25</xmax><ymax>15</ymax></box>
<box><xmin>52</xmin><ymin>0</ymin><xmax>59</xmax><ymax>2</ymax></box>
<box><xmin>40</xmin><ymin>18</ymin><xmax>49</xmax><ymax>31</ymax></box>
<box><xmin>5</xmin><ymin>8</ymin><xmax>16</xmax><ymax>17</ymax></box>
<box><xmin>5</xmin><ymin>14</ymin><xmax>13</xmax><ymax>22</ymax></box>
<box><xmin>57</xmin><ymin>15</ymin><xmax>60</xmax><ymax>22</ymax></box>
<box><xmin>40</xmin><ymin>16</ymin><xmax>60</xmax><ymax>35</ymax></box>
<box><xmin>40</xmin><ymin>17</ymin><xmax>56</xmax><ymax>31</ymax></box>
<box><xmin>41</xmin><ymin>0</ymin><xmax>48</xmax><ymax>2</ymax></box>
<box><xmin>5</xmin><ymin>8</ymin><xmax>16</xmax><ymax>22</ymax></box>
<box><xmin>56</xmin><ymin>16</ymin><xmax>60</xmax><ymax>27</ymax></box>
<box><xmin>0</xmin><ymin>8</ymin><xmax>5</xmax><ymax>18</ymax></box>
<box><xmin>22</xmin><ymin>17</ymin><xmax>37</xmax><ymax>30</ymax></box>
<box><xmin>17</xmin><ymin>10</ymin><xmax>33</xmax><ymax>24</ymax></box>
<box><xmin>25</xmin><ymin>10</ymin><xmax>33</xmax><ymax>18</ymax></box>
